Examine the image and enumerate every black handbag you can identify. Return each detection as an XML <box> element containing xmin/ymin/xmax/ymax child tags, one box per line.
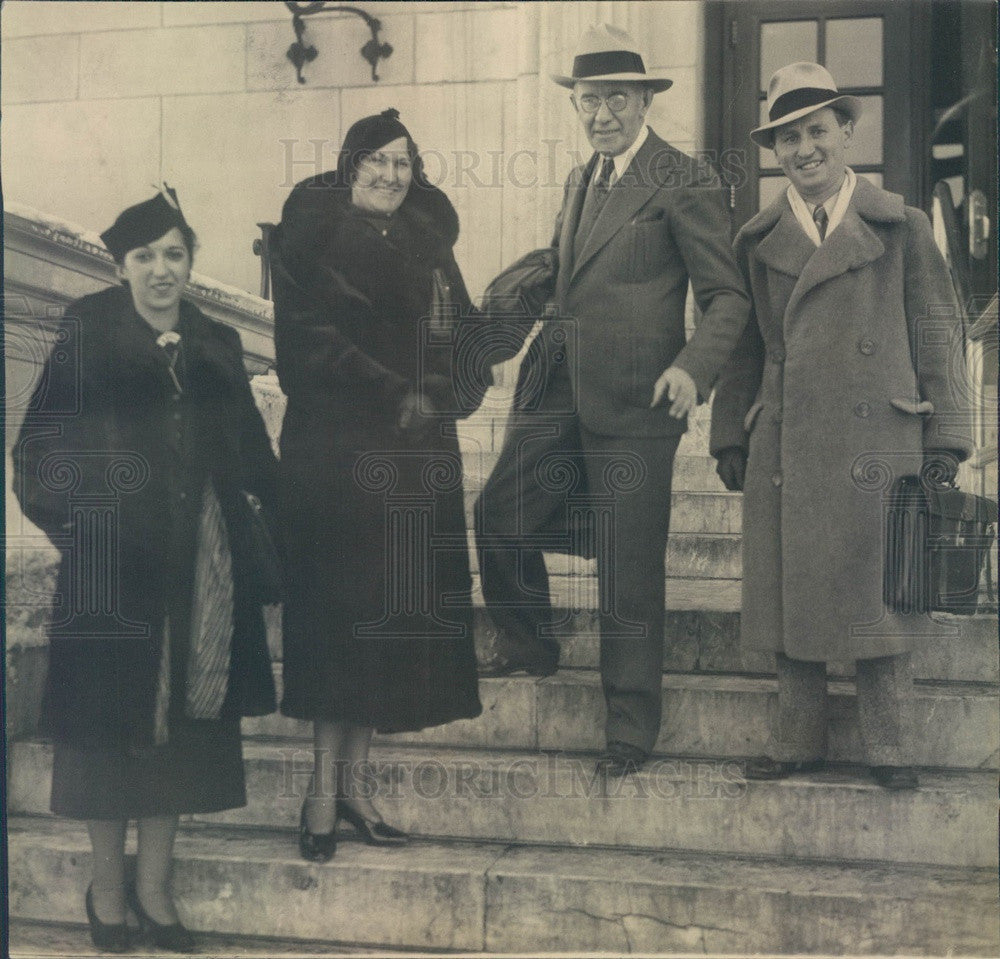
<box><xmin>884</xmin><ymin>478</ymin><xmax>996</xmax><ymax>615</ymax></box>
<box><xmin>233</xmin><ymin>490</ymin><xmax>284</xmax><ymax>605</ymax></box>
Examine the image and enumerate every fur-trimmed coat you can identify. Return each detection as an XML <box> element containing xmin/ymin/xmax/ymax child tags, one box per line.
<box><xmin>709</xmin><ymin>177</ymin><xmax>973</xmax><ymax>662</ymax></box>
<box><xmin>13</xmin><ymin>286</ymin><xmax>279</xmax><ymax>748</ymax></box>
<box><xmin>272</xmin><ymin>173</ymin><xmax>483</xmax><ymax>730</ymax></box>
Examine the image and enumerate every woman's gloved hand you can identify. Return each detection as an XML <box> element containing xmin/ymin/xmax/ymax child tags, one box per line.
<box><xmin>715</xmin><ymin>447</ymin><xmax>748</xmax><ymax>492</ymax></box>
<box><xmin>396</xmin><ymin>389</ymin><xmax>440</xmax><ymax>443</ymax></box>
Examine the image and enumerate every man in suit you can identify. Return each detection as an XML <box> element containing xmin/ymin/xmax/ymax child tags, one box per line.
<box><xmin>475</xmin><ymin>24</ymin><xmax>750</xmax><ymax>775</ymax></box>
<box><xmin>709</xmin><ymin>62</ymin><xmax>971</xmax><ymax>790</ymax></box>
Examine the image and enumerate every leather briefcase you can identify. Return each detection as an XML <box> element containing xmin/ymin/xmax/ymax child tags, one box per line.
<box><xmin>885</xmin><ymin>478</ymin><xmax>996</xmax><ymax>615</ymax></box>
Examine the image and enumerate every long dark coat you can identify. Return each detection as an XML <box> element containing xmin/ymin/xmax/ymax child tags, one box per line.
<box><xmin>272</xmin><ymin>171</ymin><xmax>484</xmax><ymax>731</ymax></box>
<box><xmin>13</xmin><ymin>286</ymin><xmax>279</xmax><ymax>749</ymax></box>
<box><xmin>710</xmin><ymin>178</ymin><xmax>973</xmax><ymax>662</ymax></box>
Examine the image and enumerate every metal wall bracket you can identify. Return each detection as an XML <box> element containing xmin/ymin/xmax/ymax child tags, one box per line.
<box><xmin>284</xmin><ymin>2</ymin><xmax>393</xmax><ymax>83</ymax></box>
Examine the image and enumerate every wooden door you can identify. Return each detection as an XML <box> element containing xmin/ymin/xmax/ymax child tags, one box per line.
<box><xmin>706</xmin><ymin>0</ymin><xmax>921</xmax><ymax>230</ymax></box>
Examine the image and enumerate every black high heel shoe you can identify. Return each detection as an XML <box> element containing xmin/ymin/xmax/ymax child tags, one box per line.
<box><xmin>299</xmin><ymin>800</ymin><xmax>337</xmax><ymax>862</ymax></box>
<box><xmin>85</xmin><ymin>884</ymin><xmax>132</xmax><ymax>953</ymax></box>
<box><xmin>126</xmin><ymin>883</ymin><xmax>196</xmax><ymax>954</ymax></box>
<box><xmin>336</xmin><ymin>798</ymin><xmax>408</xmax><ymax>846</ymax></box>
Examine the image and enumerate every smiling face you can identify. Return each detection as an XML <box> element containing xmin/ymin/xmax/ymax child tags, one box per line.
<box><xmin>772</xmin><ymin>106</ymin><xmax>853</xmax><ymax>204</ymax></box>
<box><xmin>351</xmin><ymin>137</ymin><xmax>414</xmax><ymax>215</ymax></box>
<box><xmin>117</xmin><ymin>226</ymin><xmax>191</xmax><ymax>325</ymax></box>
<box><xmin>572</xmin><ymin>80</ymin><xmax>652</xmax><ymax>157</ymax></box>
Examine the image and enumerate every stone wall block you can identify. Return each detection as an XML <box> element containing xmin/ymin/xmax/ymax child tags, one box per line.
<box><xmin>1</xmin><ymin>35</ymin><xmax>80</xmax><ymax>105</ymax></box>
<box><xmin>80</xmin><ymin>26</ymin><xmax>246</xmax><ymax>99</ymax></box>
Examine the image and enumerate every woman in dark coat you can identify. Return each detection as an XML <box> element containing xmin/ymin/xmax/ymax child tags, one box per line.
<box><xmin>13</xmin><ymin>188</ymin><xmax>278</xmax><ymax>952</ymax></box>
<box><xmin>272</xmin><ymin>109</ymin><xmax>485</xmax><ymax>858</ymax></box>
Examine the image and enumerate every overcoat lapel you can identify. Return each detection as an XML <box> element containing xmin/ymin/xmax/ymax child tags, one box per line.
<box><xmin>571</xmin><ymin>132</ymin><xmax>665</xmax><ymax>281</ymax></box>
<box><xmin>754</xmin><ymin>202</ymin><xmax>814</xmax><ymax>279</ymax></box>
<box><xmin>783</xmin><ymin>204</ymin><xmax>886</xmax><ymax>319</ymax></box>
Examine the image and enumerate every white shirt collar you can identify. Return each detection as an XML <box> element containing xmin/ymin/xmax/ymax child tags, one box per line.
<box><xmin>592</xmin><ymin>125</ymin><xmax>649</xmax><ymax>186</ymax></box>
<box><xmin>786</xmin><ymin>167</ymin><xmax>856</xmax><ymax>247</ymax></box>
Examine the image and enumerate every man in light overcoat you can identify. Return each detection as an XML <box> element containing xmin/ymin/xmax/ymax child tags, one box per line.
<box><xmin>709</xmin><ymin>62</ymin><xmax>972</xmax><ymax>789</ymax></box>
<box><xmin>475</xmin><ymin>24</ymin><xmax>750</xmax><ymax>775</ymax></box>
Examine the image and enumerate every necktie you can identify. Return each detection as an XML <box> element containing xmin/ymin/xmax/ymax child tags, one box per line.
<box><xmin>594</xmin><ymin>154</ymin><xmax>614</xmax><ymax>196</ymax></box>
<box><xmin>573</xmin><ymin>156</ymin><xmax>615</xmax><ymax>261</ymax></box>
<box><xmin>812</xmin><ymin>204</ymin><xmax>829</xmax><ymax>241</ymax></box>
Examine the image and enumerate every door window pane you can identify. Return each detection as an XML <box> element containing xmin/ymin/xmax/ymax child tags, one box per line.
<box><xmin>761</xmin><ymin>21</ymin><xmax>818</xmax><ymax>92</ymax></box>
<box><xmin>826</xmin><ymin>18</ymin><xmax>883</xmax><ymax>88</ymax></box>
<box><xmin>850</xmin><ymin>95</ymin><xmax>883</xmax><ymax>166</ymax></box>
<box><xmin>758</xmin><ymin>100</ymin><xmax>780</xmax><ymax>170</ymax></box>
<box><xmin>759</xmin><ymin>175</ymin><xmax>788</xmax><ymax>209</ymax></box>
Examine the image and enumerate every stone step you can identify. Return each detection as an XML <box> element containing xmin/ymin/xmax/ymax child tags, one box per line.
<box><xmin>462</xmin><ymin>488</ymin><xmax>743</xmax><ymax>534</ymax></box>
<box><xmin>460</xmin><ymin>450</ymin><xmax>725</xmax><ymax>494</ymax></box>
<box><xmin>542</xmin><ymin>574</ymin><xmax>743</xmax><ymax>611</ymax></box>
<box><xmin>465</xmin><ymin>533</ymin><xmax>741</xmax><ymax>580</ymax></box>
<box><xmin>530</xmin><ymin>609</ymin><xmax>1000</xmax><ymax>684</ymax></box>
<box><xmin>263</xmin><ymin>609</ymin><xmax>997</xmax><ymax>684</ymax></box>
<box><xmin>242</xmin><ymin>671</ymin><xmax>999</xmax><ymax>771</ymax></box>
<box><xmin>9</xmin><ymin>817</ymin><xmax>997</xmax><ymax>956</ymax></box>
<box><xmin>10</xmin><ymin>744</ymin><xmax>995</xmax><ymax>867</ymax></box>
<box><xmin>7</xmin><ymin>917</ymin><xmax>394</xmax><ymax>957</ymax></box>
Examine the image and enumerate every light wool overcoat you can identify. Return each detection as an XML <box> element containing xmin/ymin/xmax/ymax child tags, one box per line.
<box><xmin>710</xmin><ymin>177</ymin><xmax>972</xmax><ymax>662</ymax></box>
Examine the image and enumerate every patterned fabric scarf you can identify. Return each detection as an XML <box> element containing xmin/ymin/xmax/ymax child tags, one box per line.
<box><xmin>152</xmin><ymin>478</ymin><xmax>235</xmax><ymax>743</ymax></box>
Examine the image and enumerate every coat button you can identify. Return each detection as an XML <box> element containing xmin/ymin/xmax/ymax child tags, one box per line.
<box><xmin>179</xmin><ymin>491</ymin><xmax>187</xmax><ymax>501</ymax></box>
<box><xmin>771</xmin><ymin>472</ymin><xmax>783</xmax><ymax>487</ymax></box>
<box><xmin>769</xmin><ymin>347</ymin><xmax>786</xmax><ymax>362</ymax></box>
<box><xmin>173</xmin><ymin>411</ymin><xmax>182</xmax><ymax>421</ymax></box>
<box><xmin>859</xmin><ymin>337</ymin><xmax>877</xmax><ymax>355</ymax></box>
<box><xmin>854</xmin><ymin>401</ymin><xmax>872</xmax><ymax>418</ymax></box>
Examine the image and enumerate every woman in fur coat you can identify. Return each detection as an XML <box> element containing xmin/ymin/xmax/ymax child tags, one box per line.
<box><xmin>272</xmin><ymin>109</ymin><xmax>487</xmax><ymax>860</ymax></box>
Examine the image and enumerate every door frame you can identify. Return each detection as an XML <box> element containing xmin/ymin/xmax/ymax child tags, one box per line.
<box><xmin>704</xmin><ymin>0</ymin><xmax>931</xmax><ymax>229</ymax></box>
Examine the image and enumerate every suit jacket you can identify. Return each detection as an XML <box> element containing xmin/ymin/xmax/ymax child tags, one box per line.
<box><xmin>528</xmin><ymin>128</ymin><xmax>750</xmax><ymax>437</ymax></box>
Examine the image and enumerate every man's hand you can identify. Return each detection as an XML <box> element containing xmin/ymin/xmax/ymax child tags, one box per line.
<box><xmin>651</xmin><ymin>366</ymin><xmax>697</xmax><ymax>418</ymax></box>
<box><xmin>715</xmin><ymin>447</ymin><xmax>747</xmax><ymax>492</ymax></box>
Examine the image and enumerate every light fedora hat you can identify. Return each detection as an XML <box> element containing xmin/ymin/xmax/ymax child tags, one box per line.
<box><xmin>551</xmin><ymin>23</ymin><xmax>672</xmax><ymax>92</ymax></box>
<box><xmin>751</xmin><ymin>61</ymin><xmax>862</xmax><ymax>147</ymax></box>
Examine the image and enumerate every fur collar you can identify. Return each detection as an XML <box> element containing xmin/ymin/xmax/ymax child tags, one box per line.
<box><xmin>288</xmin><ymin>170</ymin><xmax>460</xmax><ymax>251</ymax></box>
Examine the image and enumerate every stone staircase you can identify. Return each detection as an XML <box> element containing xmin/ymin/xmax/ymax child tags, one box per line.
<box><xmin>7</xmin><ymin>400</ymin><xmax>1000</xmax><ymax>956</ymax></box>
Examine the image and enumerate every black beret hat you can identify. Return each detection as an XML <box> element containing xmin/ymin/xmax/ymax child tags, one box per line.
<box><xmin>100</xmin><ymin>185</ymin><xmax>191</xmax><ymax>262</ymax></box>
<box><xmin>337</xmin><ymin>108</ymin><xmax>418</xmax><ymax>183</ymax></box>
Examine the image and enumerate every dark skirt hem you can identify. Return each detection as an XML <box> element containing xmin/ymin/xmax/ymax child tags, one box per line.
<box><xmin>279</xmin><ymin>698</ymin><xmax>483</xmax><ymax>734</ymax></box>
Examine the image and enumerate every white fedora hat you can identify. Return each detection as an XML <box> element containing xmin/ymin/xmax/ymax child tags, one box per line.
<box><xmin>751</xmin><ymin>61</ymin><xmax>862</xmax><ymax>147</ymax></box>
<box><xmin>551</xmin><ymin>23</ymin><xmax>672</xmax><ymax>92</ymax></box>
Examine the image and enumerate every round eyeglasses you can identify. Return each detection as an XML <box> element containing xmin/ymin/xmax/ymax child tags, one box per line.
<box><xmin>575</xmin><ymin>93</ymin><xmax>631</xmax><ymax>115</ymax></box>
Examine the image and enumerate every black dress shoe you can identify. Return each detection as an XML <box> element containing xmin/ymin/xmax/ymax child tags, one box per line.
<box><xmin>744</xmin><ymin>756</ymin><xmax>826</xmax><ymax>780</ymax></box>
<box><xmin>595</xmin><ymin>742</ymin><xmax>648</xmax><ymax>777</ymax></box>
<box><xmin>871</xmin><ymin>765</ymin><xmax>919</xmax><ymax>790</ymax></box>
<box><xmin>478</xmin><ymin>630</ymin><xmax>558</xmax><ymax>677</ymax></box>
<box><xmin>336</xmin><ymin>799</ymin><xmax>408</xmax><ymax>846</ymax></box>
<box><xmin>299</xmin><ymin>801</ymin><xmax>337</xmax><ymax>862</ymax></box>
<box><xmin>85</xmin><ymin>884</ymin><xmax>132</xmax><ymax>953</ymax></box>
<box><xmin>126</xmin><ymin>883</ymin><xmax>195</xmax><ymax>954</ymax></box>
